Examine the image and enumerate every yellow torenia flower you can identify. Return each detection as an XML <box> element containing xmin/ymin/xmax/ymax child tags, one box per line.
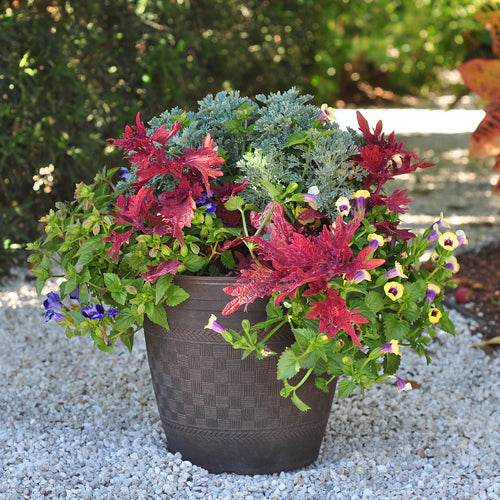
<box><xmin>438</xmin><ymin>232</ymin><xmax>459</xmax><ymax>251</ymax></box>
<box><xmin>353</xmin><ymin>189</ymin><xmax>370</xmax><ymax>209</ymax></box>
<box><xmin>428</xmin><ymin>308</ymin><xmax>442</xmax><ymax>324</ymax></box>
<box><xmin>456</xmin><ymin>229</ymin><xmax>468</xmax><ymax>246</ymax></box>
<box><xmin>318</xmin><ymin>104</ymin><xmax>336</xmax><ymax>123</ymax></box>
<box><xmin>384</xmin><ymin>282</ymin><xmax>404</xmax><ymax>300</ymax></box>
<box><xmin>354</xmin><ymin>189</ymin><xmax>370</xmax><ymax>199</ymax></box>
<box><xmin>205</xmin><ymin>314</ymin><xmax>226</xmax><ymax>333</ymax></box>
<box><xmin>381</xmin><ymin>339</ymin><xmax>401</xmax><ymax>356</ymax></box>
<box><xmin>367</xmin><ymin>233</ymin><xmax>384</xmax><ymax>249</ymax></box>
<box><xmin>425</xmin><ymin>283</ymin><xmax>441</xmax><ymax>303</ymax></box>
<box><xmin>385</xmin><ymin>262</ymin><xmax>408</xmax><ymax>279</ymax></box>
<box><xmin>445</xmin><ymin>256</ymin><xmax>460</xmax><ymax>273</ymax></box>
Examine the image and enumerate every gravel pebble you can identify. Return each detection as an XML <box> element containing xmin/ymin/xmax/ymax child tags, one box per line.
<box><xmin>1</xmin><ymin>268</ymin><xmax>499</xmax><ymax>499</ymax></box>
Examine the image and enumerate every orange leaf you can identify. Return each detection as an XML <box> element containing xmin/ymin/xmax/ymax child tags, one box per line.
<box><xmin>469</xmin><ymin>104</ymin><xmax>500</xmax><ymax>158</ymax></box>
<box><xmin>458</xmin><ymin>59</ymin><xmax>500</xmax><ymax>102</ymax></box>
<box><xmin>473</xmin><ymin>1</ymin><xmax>500</xmax><ymax>25</ymax></box>
<box><xmin>489</xmin><ymin>13</ymin><xmax>500</xmax><ymax>55</ymax></box>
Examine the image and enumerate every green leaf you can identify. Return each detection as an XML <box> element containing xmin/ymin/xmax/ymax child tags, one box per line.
<box><xmin>114</xmin><ymin>311</ymin><xmax>136</xmax><ymax>330</ymax></box>
<box><xmin>119</xmin><ymin>331</ymin><xmax>135</xmax><ymax>352</ymax></box>
<box><xmin>277</xmin><ymin>349</ymin><xmax>300</xmax><ymax>380</ymax></box>
<box><xmin>383</xmin><ymin>315</ymin><xmax>410</xmax><ymax>342</ymax></box>
<box><xmin>337</xmin><ymin>379</ymin><xmax>357</xmax><ymax>399</ymax></box>
<box><xmin>111</xmin><ymin>290</ymin><xmax>127</xmax><ymax>305</ymax></box>
<box><xmin>291</xmin><ymin>392</ymin><xmax>311</xmax><ymax>412</ymax></box>
<box><xmin>164</xmin><ymin>284</ymin><xmax>190</xmax><ymax>307</ymax></box>
<box><xmin>104</xmin><ymin>272</ymin><xmax>122</xmax><ymax>292</ymax></box>
<box><xmin>155</xmin><ymin>274</ymin><xmax>174</xmax><ymax>304</ymax></box>
<box><xmin>286</xmin><ymin>131</ymin><xmax>308</xmax><ymax>146</ymax></box>
<box><xmin>224</xmin><ymin>196</ymin><xmax>245</xmax><ymax>211</ymax></box>
<box><xmin>326</xmin><ymin>353</ymin><xmax>345</xmax><ymax>376</ymax></box>
<box><xmin>292</xmin><ymin>328</ymin><xmax>316</xmax><ymax>350</ymax></box>
<box><xmin>265</xmin><ymin>299</ymin><xmax>283</xmax><ymax>320</ymax></box>
<box><xmin>149</xmin><ymin>303</ymin><xmax>170</xmax><ymax>329</ymax></box>
<box><xmin>76</xmin><ymin>236</ymin><xmax>106</xmax><ymax>256</ymax></box>
<box><xmin>365</xmin><ymin>291</ymin><xmax>384</xmax><ymax>313</ymax></box>
<box><xmin>220</xmin><ymin>250</ymin><xmax>236</xmax><ymax>270</ymax></box>
<box><xmin>403</xmin><ymin>303</ymin><xmax>421</xmax><ymax>322</ymax></box>
<box><xmin>182</xmin><ymin>254</ymin><xmax>208</xmax><ymax>273</ymax></box>
<box><xmin>438</xmin><ymin>314</ymin><xmax>455</xmax><ymax>335</ymax></box>
<box><xmin>314</xmin><ymin>377</ymin><xmax>330</xmax><ymax>393</ymax></box>
<box><xmin>383</xmin><ymin>353</ymin><xmax>401</xmax><ymax>375</ymax></box>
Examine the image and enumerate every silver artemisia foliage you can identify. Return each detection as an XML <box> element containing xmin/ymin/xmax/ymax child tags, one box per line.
<box><xmin>117</xmin><ymin>88</ymin><xmax>366</xmax><ymax>217</ymax></box>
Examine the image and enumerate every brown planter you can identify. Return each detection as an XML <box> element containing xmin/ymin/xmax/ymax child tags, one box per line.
<box><xmin>144</xmin><ymin>275</ymin><xmax>335</xmax><ymax>474</ymax></box>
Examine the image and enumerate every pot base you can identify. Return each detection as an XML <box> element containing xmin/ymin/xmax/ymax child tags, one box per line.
<box><xmin>144</xmin><ymin>276</ymin><xmax>335</xmax><ymax>474</ymax></box>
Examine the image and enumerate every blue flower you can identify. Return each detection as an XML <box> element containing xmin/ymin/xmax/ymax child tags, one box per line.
<box><xmin>43</xmin><ymin>292</ymin><xmax>65</xmax><ymax>321</ymax></box>
<box><xmin>196</xmin><ymin>192</ymin><xmax>216</xmax><ymax>213</ymax></box>
<box><xmin>69</xmin><ymin>286</ymin><xmax>80</xmax><ymax>301</ymax></box>
<box><xmin>81</xmin><ymin>303</ymin><xmax>105</xmax><ymax>320</ymax></box>
<box><xmin>45</xmin><ymin>309</ymin><xmax>65</xmax><ymax>322</ymax></box>
<box><xmin>43</xmin><ymin>292</ymin><xmax>62</xmax><ymax>311</ymax></box>
<box><xmin>107</xmin><ymin>308</ymin><xmax>121</xmax><ymax>319</ymax></box>
<box><xmin>119</xmin><ymin>167</ymin><xmax>130</xmax><ymax>179</ymax></box>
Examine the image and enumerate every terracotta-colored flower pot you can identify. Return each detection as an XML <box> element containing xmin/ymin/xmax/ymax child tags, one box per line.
<box><xmin>144</xmin><ymin>275</ymin><xmax>335</xmax><ymax>474</ymax></box>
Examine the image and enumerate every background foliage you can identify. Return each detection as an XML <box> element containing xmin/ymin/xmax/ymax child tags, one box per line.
<box><xmin>0</xmin><ymin>0</ymin><xmax>485</xmax><ymax>276</ymax></box>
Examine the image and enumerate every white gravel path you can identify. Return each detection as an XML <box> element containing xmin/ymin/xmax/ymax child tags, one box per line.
<box><xmin>0</xmin><ymin>268</ymin><xmax>499</xmax><ymax>499</ymax></box>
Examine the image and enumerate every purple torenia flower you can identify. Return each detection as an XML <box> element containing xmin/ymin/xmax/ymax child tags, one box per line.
<box><xmin>336</xmin><ymin>196</ymin><xmax>350</xmax><ymax>216</ymax></box>
<box><xmin>318</xmin><ymin>104</ymin><xmax>336</xmax><ymax>124</ymax></box>
<box><xmin>384</xmin><ymin>262</ymin><xmax>407</xmax><ymax>279</ymax></box>
<box><xmin>353</xmin><ymin>190</ymin><xmax>370</xmax><ymax>210</ymax></box>
<box><xmin>384</xmin><ymin>282</ymin><xmax>404</xmax><ymax>301</ymax></box>
<box><xmin>456</xmin><ymin>230</ymin><xmax>468</xmax><ymax>247</ymax></box>
<box><xmin>204</xmin><ymin>314</ymin><xmax>226</xmax><ymax>333</ymax></box>
<box><xmin>43</xmin><ymin>292</ymin><xmax>62</xmax><ymax>311</ymax></box>
<box><xmin>425</xmin><ymin>284</ymin><xmax>440</xmax><ymax>303</ymax></box>
<box><xmin>438</xmin><ymin>232</ymin><xmax>459</xmax><ymax>250</ymax></box>
<box><xmin>367</xmin><ymin>233</ymin><xmax>384</xmax><ymax>250</ymax></box>
<box><xmin>445</xmin><ymin>256</ymin><xmax>460</xmax><ymax>273</ymax></box>
<box><xmin>380</xmin><ymin>340</ymin><xmax>401</xmax><ymax>355</ymax></box>
<box><xmin>425</xmin><ymin>223</ymin><xmax>441</xmax><ymax>243</ymax></box>
<box><xmin>390</xmin><ymin>374</ymin><xmax>412</xmax><ymax>394</ymax></box>
<box><xmin>107</xmin><ymin>308</ymin><xmax>121</xmax><ymax>319</ymax></box>
<box><xmin>352</xmin><ymin>269</ymin><xmax>371</xmax><ymax>283</ymax></box>
<box><xmin>81</xmin><ymin>303</ymin><xmax>105</xmax><ymax>320</ymax></box>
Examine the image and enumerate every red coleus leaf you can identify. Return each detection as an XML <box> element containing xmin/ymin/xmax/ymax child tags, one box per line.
<box><xmin>110</xmin><ymin>114</ymin><xmax>183</xmax><ymax>181</ymax></box>
<box><xmin>374</xmin><ymin>219</ymin><xmax>415</xmax><ymax>242</ymax></box>
<box><xmin>222</xmin><ymin>264</ymin><xmax>283</xmax><ymax>315</ymax></box>
<box><xmin>305</xmin><ymin>287</ymin><xmax>369</xmax><ymax>348</ymax></box>
<box><xmin>354</xmin><ymin>113</ymin><xmax>433</xmax><ymax>191</ymax></box>
<box><xmin>103</xmin><ymin>228</ymin><xmax>135</xmax><ymax>262</ymax></box>
<box><xmin>140</xmin><ymin>260</ymin><xmax>183</xmax><ymax>283</ymax></box>
<box><xmin>222</xmin><ymin>205</ymin><xmax>385</xmax><ymax>314</ymax></box>
<box><xmin>458</xmin><ymin>59</ymin><xmax>500</xmax><ymax>103</ymax></box>
<box><xmin>156</xmin><ymin>177</ymin><xmax>198</xmax><ymax>244</ymax></box>
<box><xmin>469</xmin><ymin>103</ymin><xmax>500</xmax><ymax>158</ymax></box>
<box><xmin>212</xmin><ymin>179</ymin><xmax>248</xmax><ymax>227</ymax></box>
<box><xmin>371</xmin><ymin>189</ymin><xmax>413</xmax><ymax>214</ymax></box>
<box><xmin>112</xmin><ymin>185</ymin><xmax>160</xmax><ymax>232</ymax></box>
<box><xmin>181</xmin><ymin>135</ymin><xmax>225</xmax><ymax>194</ymax></box>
